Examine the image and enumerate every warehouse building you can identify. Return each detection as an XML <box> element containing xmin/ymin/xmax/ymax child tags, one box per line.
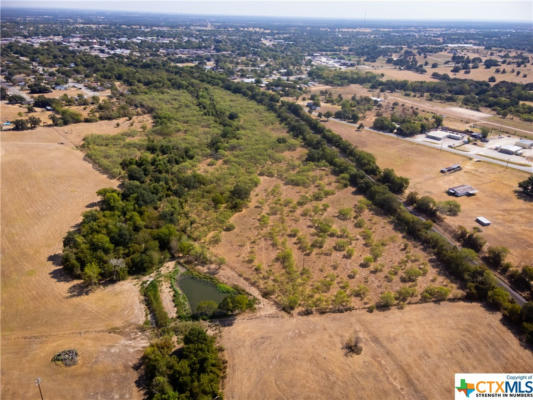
<box><xmin>498</xmin><ymin>145</ymin><xmax>523</xmax><ymax>155</ymax></box>
<box><xmin>426</xmin><ymin>130</ymin><xmax>448</xmax><ymax>141</ymax></box>
<box><xmin>447</xmin><ymin>132</ymin><xmax>463</xmax><ymax>140</ymax></box>
<box><xmin>447</xmin><ymin>185</ymin><xmax>478</xmax><ymax>197</ymax></box>
<box><xmin>516</xmin><ymin>139</ymin><xmax>533</xmax><ymax>149</ymax></box>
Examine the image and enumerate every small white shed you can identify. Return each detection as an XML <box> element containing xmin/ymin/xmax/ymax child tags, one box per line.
<box><xmin>475</xmin><ymin>216</ymin><xmax>491</xmax><ymax>226</ymax></box>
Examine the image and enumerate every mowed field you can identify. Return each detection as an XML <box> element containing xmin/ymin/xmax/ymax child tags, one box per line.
<box><xmin>1</xmin><ymin>123</ymin><xmax>147</xmax><ymax>399</ymax></box>
<box><xmin>324</xmin><ymin>119</ymin><xmax>533</xmax><ymax>265</ymax></box>
<box><xmin>222</xmin><ymin>302</ymin><xmax>533</xmax><ymax>400</ymax></box>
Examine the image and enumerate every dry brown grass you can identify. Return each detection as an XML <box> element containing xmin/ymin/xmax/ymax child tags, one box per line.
<box><xmin>1</xmin><ymin>115</ymin><xmax>152</xmax><ymax>146</ymax></box>
<box><xmin>1</xmin><ymin>126</ymin><xmax>147</xmax><ymax>399</ymax></box>
<box><xmin>311</xmin><ymin>83</ymin><xmax>533</xmax><ymax>138</ymax></box>
<box><xmin>310</xmin><ymin>83</ymin><xmax>375</xmax><ymax>99</ymax></box>
<box><xmin>368</xmin><ymin>49</ymin><xmax>533</xmax><ymax>84</ymax></box>
<box><xmin>30</xmin><ymin>88</ymin><xmax>112</xmax><ymax>99</ymax></box>
<box><xmin>372</xmin><ymin>68</ymin><xmax>438</xmax><ymax>82</ymax></box>
<box><xmin>1</xmin><ymin>102</ymin><xmax>153</xmax><ymax>141</ymax></box>
<box><xmin>213</xmin><ymin>161</ymin><xmax>461</xmax><ymax>310</ymax></box>
<box><xmin>221</xmin><ymin>302</ymin><xmax>533</xmax><ymax>400</ymax></box>
<box><xmin>324</xmin><ymin>119</ymin><xmax>533</xmax><ymax>265</ymax></box>
<box><xmin>1</xmin><ymin>102</ymin><xmax>53</xmax><ymax>125</ymax></box>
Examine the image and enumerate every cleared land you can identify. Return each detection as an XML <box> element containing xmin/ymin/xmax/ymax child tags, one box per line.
<box><xmin>1</xmin><ymin>102</ymin><xmax>53</xmax><ymax>124</ymax></box>
<box><xmin>222</xmin><ymin>302</ymin><xmax>533</xmax><ymax>400</ymax></box>
<box><xmin>1</xmin><ymin>100</ymin><xmax>152</xmax><ymax>147</ymax></box>
<box><xmin>309</xmin><ymin>84</ymin><xmax>533</xmax><ymax>138</ymax></box>
<box><xmin>213</xmin><ymin>151</ymin><xmax>461</xmax><ymax>311</ymax></box>
<box><xmin>356</xmin><ymin>49</ymin><xmax>533</xmax><ymax>84</ymax></box>
<box><xmin>1</xmin><ymin>125</ymin><xmax>147</xmax><ymax>399</ymax></box>
<box><xmin>324</xmin><ymin>119</ymin><xmax>533</xmax><ymax>265</ymax></box>
<box><xmin>372</xmin><ymin>68</ymin><xmax>438</xmax><ymax>82</ymax></box>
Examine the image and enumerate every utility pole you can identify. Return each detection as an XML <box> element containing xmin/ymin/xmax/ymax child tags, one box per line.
<box><xmin>35</xmin><ymin>378</ymin><xmax>44</xmax><ymax>400</ymax></box>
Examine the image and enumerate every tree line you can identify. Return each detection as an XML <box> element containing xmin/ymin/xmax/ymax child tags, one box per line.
<box><xmin>33</xmin><ymin>40</ymin><xmax>527</xmax><ymax>343</ymax></box>
<box><xmin>196</xmin><ymin>72</ymin><xmax>532</xmax><ymax>345</ymax></box>
<box><xmin>309</xmin><ymin>67</ymin><xmax>533</xmax><ymax>121</ymax></box>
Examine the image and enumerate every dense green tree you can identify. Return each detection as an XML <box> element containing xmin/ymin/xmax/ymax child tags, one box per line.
<box><xmin>378</xmin><ymin>168</ymin><xmax>409</xmax><ymax>194</ymax></box>
<box><xmin>143</xmin><ymin>327</ymin><xmax>223</xmax><ymax>399</ymax></box>
<box><xmin>518</xmin><ymin>176</ymin><xmax>533</xmax><ymax>196</ymax></box>
<box><xmin>485</xmin><ymin>246</ymin><xmax>509</xmax><ymax>269</ymax></box>
<box><xmin>12</xmin><ymin>119</ymin><xmax>29</xmax><ymax>131</ymax></box>
<box><xmin>372</xmin><ymin>116</ymin><xmax>396</xmax><ymax>132</ymax></box>
<box><xmin>415</xmin><ymin>196</ymin><xmax>438</xmax><ymax>219</ymax></box>
<box><xmin>82</xmin><ymin>262</ymin><xmax>101</xmax><ymax>286</ymax></box>
<box><xmin>28</xmin><ymin>116</ymin><xmax>41</xmax><ymax>129</ymax></box>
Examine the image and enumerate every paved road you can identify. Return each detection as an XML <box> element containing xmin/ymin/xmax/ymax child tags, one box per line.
<box><xmin>386</xmin><ymin>94</ymin><xmax>533</xmax><ymax>137</ymax></box>
<box><xmin>329</xmin><ymin>118</ymin><xmax>533</xmax><ymax>173</ymax></box>
<box><xmin>412</xmin><ymin>210</ymin><xmax>527</xmax><ymax>306</ymax></box>
<box><xmin>325</xmin><ymin>116</ymin><xmax>529</xmax><ymax>306</ymax></box>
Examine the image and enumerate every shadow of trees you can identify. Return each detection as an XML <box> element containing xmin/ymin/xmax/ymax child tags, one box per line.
<box><xmin>514</xmin><ymin>189</ymin><xmax>533</xmax><ymax>202</ymax></box>
<box><xmin>47</xmin><ymin>253</ymin><xmax>63</xmax><ymax>267</ymax></box>
<box><xmin>85</xmin><ymin>201</ymin><xmax>100</xmax><ymax>208</ymax></box>
<box><xmin>48</xmin><ymin>256</ymin><xmax>94</xmax><ymax>297</ymax></box>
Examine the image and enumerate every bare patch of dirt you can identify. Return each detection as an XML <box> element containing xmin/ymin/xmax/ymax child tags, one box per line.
<box><xmin>159</xmin><ymin>279</ymin><xmax>177</xmax><ymax>319</ymax></box>
<box><xmin>446</xmin><ymin>106</ymin><xmax>491</xmax><ymax>119</ymax></box>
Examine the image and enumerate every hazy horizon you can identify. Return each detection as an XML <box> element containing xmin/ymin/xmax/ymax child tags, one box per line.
<box><xmin>2</xmin><ymin>0</ymin><xmax>532</xmax><ymax>23</ymax></box>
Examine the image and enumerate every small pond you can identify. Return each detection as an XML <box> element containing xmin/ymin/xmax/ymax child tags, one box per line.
<box><xmin>177</xmin><ymin>273</ymin><xmax>228</xmax><ymax>313</ymax></box>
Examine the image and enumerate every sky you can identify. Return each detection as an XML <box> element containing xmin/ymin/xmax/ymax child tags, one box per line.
<box><xmin>2</xmin><ymin>0</ymin><xmax>532</xmax><ymax>22</ymax></box>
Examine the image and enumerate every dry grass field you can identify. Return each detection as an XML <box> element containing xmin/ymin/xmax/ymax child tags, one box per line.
<box><xmin>324</xmin><ymin>119</ymin><xmax>533</xmax><ymax>265</ymax></box>
<box><xmin>41</xmin><ymin>87</ymin><xmax>111</xmax><ymax>99</ymax></box>
<box><xmin>372</xmin><ymin>68</ymin><xmax>438</xmax><ymax>82</ymax></box>
<box><xmin>221</xmin><ymin>302</ymin><xmax>533</xmax><ymax>400</ymax></box>
<box><xmin>424</xmin><ymin>49</ymin><xmax>533</xmax><ymax>85</ymax></box>
<box><xmin>212</xmin><ymin>152</ymin><xmax>461</xmax><ymax>311</ymax></box>
<box><xmin>2</xmin><ymin>113</ymin><xmax>151</xmax><ymax>146</ymax></box>
<box><xmin>361</xmin><ymin>49</ymin><xmax>533</xmax><ymax>84</ymax></box>
<box><xmin>309</xmin><ymin>84</ymin><xmax>533</xmax><ymax>138</ymax></box>
<box><xmin>1</xmin><ymin>100</ymin><xmax>152</xmax><ymax>141</ymax></box>
<box><xmin>1</xmin><ymin>102</ymin><xmax>53</xmax><ymax>125</ymax></box>
<box><xmin>432</xmin><ymin>65</ymin><xmax>532</xmax><ymax>85</ymax></box>
<box><xmin>1</xmin><ymin>125</ymin><xmax>147</xmax><ymax>399</ymax></box>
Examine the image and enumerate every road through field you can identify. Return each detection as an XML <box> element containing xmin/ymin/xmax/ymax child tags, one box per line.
<box><xmin>326</xmin><ymin>118</ymin><xmax>529</xmax><ymax>303</ymax></box>
<box><xmin>331</xmin><ymin>118</ymin><xmax>533</xmax><ymax>173</ymax></box>
<box><xmin>324</xmin><ymin>118</ymin><xmax>533</xmax><ymax>266</ymax></box>
<box><xmin>386</xmin><ymin>94</ymin><xmax>533</xmax><ymax>137</ymax></box>
<box><xmin>1</xmin><ymin>126</ymin><xmax>147</xmax><ymax>399</ymax></box>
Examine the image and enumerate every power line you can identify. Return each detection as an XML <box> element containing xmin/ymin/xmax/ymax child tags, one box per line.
<box><xmin>35</xmin><ymin>378</ymin><xmax>44</xmax><ymax>400</ymax></box>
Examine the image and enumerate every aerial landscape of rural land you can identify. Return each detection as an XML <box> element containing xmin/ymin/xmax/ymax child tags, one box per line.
<box><xmin>1</xmin><ymin>0</ymin><xmax>532</xmax><ymax>399</ymax></box>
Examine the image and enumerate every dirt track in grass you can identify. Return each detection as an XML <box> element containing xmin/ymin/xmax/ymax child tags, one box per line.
<box><xmin>221</xmin><ymin>301</ymin><xmax>533</xmax><ymax>400</ymax></box>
